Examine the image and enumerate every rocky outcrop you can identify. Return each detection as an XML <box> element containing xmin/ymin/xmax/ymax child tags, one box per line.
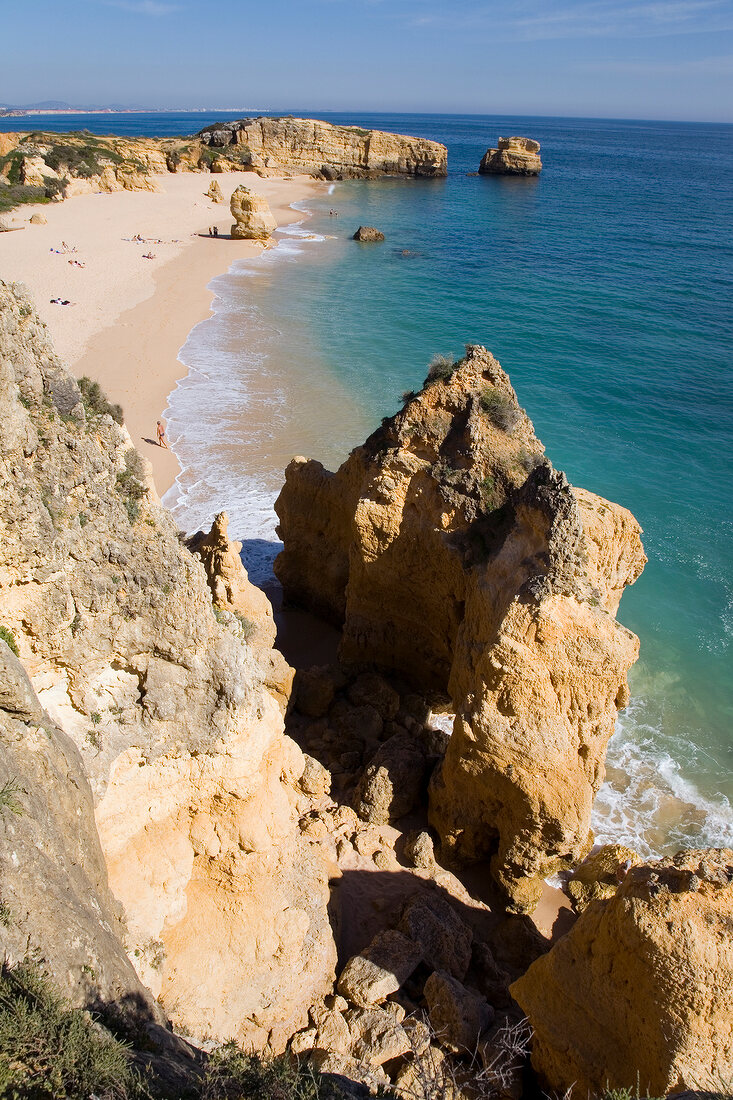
<box><xmin>0</xmin><ymin>281</ymin><xmax>335</xmax><ymax>1049</ymax></box>
<box><xmin>206</xmin><ymin>178</ymin><xmax>224</xmax><ymax>203</ymax></box>
<box><xmin>275</xmin><ymin>346</ymin><xmax>645</xmax><ymax>910</ymax></box>
<box><xmin>186</xmin><ymin>511</ymin><xmax>277</xmax><ymax>649</ymax></box>
<box><xmin>230</xmin><ymin>184</ymin><xmax>277</xmax><ymax>241</ymax></box>
<box><xmin>566</xmin><ymin>843</ymin><xmax>641</xmax><ymax>911</ymax></box>
<box><xmin>479</xmin><ymin>137</ymin><xmax>542</xmax><ymax>176</ymax></box>
<box><xmin>354</xmin><ymin>226</ymin><xmax>385</xmax><ymax>242</ymax></box>
<box><xmin>199</xmin><ymin>116</ymin><xmax>448</xmax><ymax>179</ymax></box>
<box><xmin>511</xmin><ymin>849</ymin><xmax>733</xmax><ymax>1097</ymax></box>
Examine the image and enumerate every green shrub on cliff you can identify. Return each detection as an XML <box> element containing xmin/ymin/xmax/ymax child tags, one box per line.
<box><xmin>424</xmin><ymin>352</ymin><xmax>456</xmax><ymax>386</ymax></box>
<box><xmin>479</xmin><ymin>386</ymin><xmax>520</xmax><ymax>432</ymax></box>
<box><xmin>78</xmin><ymin>376</ymin><xmax>124</xmax><ymax>425</ymax></box>
<box><xmin>0</xmin><ymin>625</ymin><xmax>19</xmax><ymax>656</ymax></box>
<box><xmin>0</xmin><ymin>960</ymin><xmax>147</xmax><ymax>1099</ymax></box>
<box><xmin>116</xmin><ymin>450</ymin><xmax>147</xmax><ymax>524</ymax></box>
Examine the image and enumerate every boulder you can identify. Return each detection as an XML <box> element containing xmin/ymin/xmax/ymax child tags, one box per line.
<box><xmin>353</xmin><ymin>226</ymin><xmax>385</xmax><ymax>242</ymax></box>
<box><xmin>274</xmin><ymin>345</ymin><xmax>645</xmax><ymax>910</ymax></box>
<box><xmin>353</xmin><ymin>731</ymin><xmax>432</xmax><ymax>824</ymax></box>
<box><xmin>346</xmin><ymin>671</ymin><xmax>400</xmax><ymax>719</ymax></box>
<box><xmin>478</xmin><ymin>137</ymin><xmax>542</xmax><ymax>176</ymax></box>
<box><xmin>424</xmin><ymin>970</ymin><xmax>493</xmax><ymax>1052</ymax></box>
<box><xmin>511</xmin><ymin>849</ymin><xmax>733</xmax><ymax>1098</ymax></box>
<box><xmin>296</xmin><ymin>665</ymin><xmax>345</xmax><ymax>718</ymax></box>
<box><xmin>229</xmin><ymin>184</ymin><xmax>277</xmax><ymax>240</ymax></box>
<box><xmin>403</xmin><ymin>829</ymin><xmax>437</xmax><ymax>870</ymax></box>
<box><xmin>206</xmin><ymin>178</ymin><xmax>224</xmax><ymax>203</ymax></box>
<box><xmin>337</xmin><ymin>929</ymin><xmax>423</xmax><ymax>1007</ymax></box>
<box><xmin>347</xmin><ymin>1005</ymin><xmax>412</xmax><ymax>1065</ymax></box>
<box><xmin>310</xmin><ymin>1000</ymin><xmax>351</xmax><ymax>1053</ymax></box>
<box><xmin>398</xmin><ymin>892</ymin><xmax>473</xmax><ymax>979</ymax></box>
<box><xmin>298</xmin><ymin>753</ymin><xmax>331</xmax><ymax>798</ymax></box>
<box><xmin>29</xmin><ymin>212</ymin><xmax>47</xmax><ymax>225</ymax></box>
<box><xmin>566</xmin><ymin>843</ymin><xmax>641</xmax><ymax>911</ymax></box>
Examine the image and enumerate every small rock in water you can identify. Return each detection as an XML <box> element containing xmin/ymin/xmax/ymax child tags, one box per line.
<box><xmin>353</xmin><ymin>225</ymin><xmax>385</xmax><ymax>242</ymax></box>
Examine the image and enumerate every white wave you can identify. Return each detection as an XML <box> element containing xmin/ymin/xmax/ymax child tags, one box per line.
<box><xmin>593</xmin><ymin>703</ymin><xmax>733</xmax><ymax>859</ymax></box>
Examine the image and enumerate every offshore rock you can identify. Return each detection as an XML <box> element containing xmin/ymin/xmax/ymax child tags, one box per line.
<box><xmin>511</xmin><ymin>849</ymin><xmax>733</xmax><ymax>1097</ymax></box>
<box><xmin>230</xmin><ymin>184</ymin><xmax>277</xmax><ymax>240</ymax></box>
<box><xmin>275</xmin><ymin>345</ymin><xmax>645</xmax><ymax>909</ymax></box>
<box><xmin>479</xmin><ymin>137</ymin><xmax>542</xmax><ymax>176</ymax></box>
<box><xmin>199</xmin><ymin>116</ymin><xmax>448</xmax><ymax>179</ymax></box>
<box><xmin>0</xmin><ymin>281</ymin><xmax>335</xmax><ymax>1049</ymax></box>
<box><xmin>354</xmin><ymin>226</ymin><xmax>385</xmax><ymax>242</ymax></box>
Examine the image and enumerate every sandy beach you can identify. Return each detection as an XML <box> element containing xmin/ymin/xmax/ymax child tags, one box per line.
<box><xmin>0</xmin><ymin>171</ymin><xmax>325</xmax><ymax>495</ymax></box>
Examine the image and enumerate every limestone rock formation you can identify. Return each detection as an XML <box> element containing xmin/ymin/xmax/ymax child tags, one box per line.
<box><xmin>511</xmin><ymin>849</ymin><xmax>733</xmax><ymax>1097</ymax></box>
<box><xmin>206</xmin><ymin>178</ymin><xmax>224</xmax><ymax>203</ymax></box>
<box><xmin>275</xmin><ymin>345</ymin><xmax>645</xmax><ymax>910</ymax></box>
<box><xmin>199</xmin><ymin>116</ymin><xmax>448</xmax><ymax>179</ymax></box>
<box><xmin>354</xmin><ymin>226</ymin><xmax>385</xmax><ymax>242</ymax></box>
<box><xmin>424</xmin><ymin>970</ymin><xmax>493</xmax><ymax>1052</ymax></box>
<box><xmin>479</xmin><ymin>137</ymin><xmax>542</xmax><ymax>176</ymax></box>
<box><xmin>230</xmin><ymin>184</ymin><xmax>277</xmax><ymax>241</ymax></box>
<box><xmin>0</xmin><ymin>281</ymin><xmax>335</xmax><ymax>1049</ymax></box>
<box><xmin>186</xmin><ymin>511</ymin><xmax>277</xmax><ymax>650</ymax></box>
<box><xmin>29</xmin><ymin>212</ymin><xmax>47</xmax><ymax>225</ymax></box>
<box><xmin>566</xmin><ymin>843</ymin><xmax>641</xmax><ymax>911</ymax></box>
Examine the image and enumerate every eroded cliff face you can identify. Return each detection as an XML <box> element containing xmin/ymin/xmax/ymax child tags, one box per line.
<box><xmin>275</xmin><ymin>346</ymin><xmax>646</xmax><ymax>911</ymax></box>
<box><xmin>199</xmin><ymin>117</ymin><xmax>448</xmax><ymax>179</ymax></box>
<box><xmin>478</xmin><ymin>137</ymin><xmax>542</xmax><ymax>176</ymax></box>
<box><xmin>0</xmin><ymin>281</ymin><xmax>335</xmax><ymax>1048</ymax></box>
<box><xmin>511</xmin><ymin>849</ymin><xmax>733</xmax><ymax>1097</ymax></box>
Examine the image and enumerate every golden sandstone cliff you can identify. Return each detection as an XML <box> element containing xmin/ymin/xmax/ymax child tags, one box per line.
<box><xmin>197</xmin><ymin>116</ymin><xmax>448</xmax><ymax>179</ymax></box>
<box><xmin>275</xmin><ymin>346</ymin><xmax>646</xmax><ymax>912</ymax></box>
<box><xmin>0</xmin><ymin>118</ymin><xmax>448</xmax><ymax>213</ymax></box>
<box><xmin>512</xmin><ymin>848</ymin><xmax>733</xmax><ymax>1096</ymax></box>
<box><xmin>0</xmin><ymin>281</ymin><xmax>335</xmax><ymax>1050</ymax></box>
<box><xmin>2</xmin><ymin>281</ymin><xmax>732</xmax><ymax>1095</ymax></box>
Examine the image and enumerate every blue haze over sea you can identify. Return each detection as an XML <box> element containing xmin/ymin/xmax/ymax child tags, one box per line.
<box><xmin>5</xmin><ymin>110</ymin><xmax>731</xmax><ymax>856</ymax></box>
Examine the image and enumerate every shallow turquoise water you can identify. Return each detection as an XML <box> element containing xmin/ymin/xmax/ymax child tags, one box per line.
<box><xmin>10</xmin><ymin>111</ymin><xmax>730</xmax><ymax>853</ymax></box>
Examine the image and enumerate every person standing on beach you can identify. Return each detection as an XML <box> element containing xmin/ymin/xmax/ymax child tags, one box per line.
<box><xmin>156</xmin><ymin>420</ymin><xmax>168</xmax><ymax>448</ymax></box>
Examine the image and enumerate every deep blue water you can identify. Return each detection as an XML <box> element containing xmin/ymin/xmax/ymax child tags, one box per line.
<box><xmin>7</xmin><ymin>110</ymin><xmax>731</xmax><ymax>854</ymax></box>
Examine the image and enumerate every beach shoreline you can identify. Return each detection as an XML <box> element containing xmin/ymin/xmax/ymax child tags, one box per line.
<box><xmin>0</xmin><ymin>171</ymin><xmax>326</xmax><ymax>496</ymax></box>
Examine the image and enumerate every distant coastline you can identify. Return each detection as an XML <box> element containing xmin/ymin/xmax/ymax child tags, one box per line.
<box><xmin>0</xmin><ymin>106</ymin><xmax>265</xmax><ymax>118</ymax></box>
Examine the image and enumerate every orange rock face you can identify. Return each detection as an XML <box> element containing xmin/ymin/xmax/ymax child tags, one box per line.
<box><xmin>511</xmin><ymin>849</ymin><xmax>733</xmax><ymax>1097</ymax></box>
<box><xmin>275</xmin><ymin>347</ymin><xmax>645</xmax><ymax>910</ymax></box>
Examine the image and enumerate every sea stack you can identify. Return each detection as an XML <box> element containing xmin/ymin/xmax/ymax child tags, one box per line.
<box><xmin>479</xmin><ymin>136</ymin><xmax>542</xmax><ymax>176</ymax></box>
<box><xmin>230</xmin><ymin>184</ymin><xmax>277</xmax><ymax>240</ymax></box>
<box><xmin>274</xmin><ymin>345</ymin><xmax>646</xmax><ymax>911</ymax></box>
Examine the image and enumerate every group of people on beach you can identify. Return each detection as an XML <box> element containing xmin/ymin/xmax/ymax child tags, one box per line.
<box><xmin>207</xmin><ymin>226</ymin><xmax>219</xmax><ymax>237</ymax></box>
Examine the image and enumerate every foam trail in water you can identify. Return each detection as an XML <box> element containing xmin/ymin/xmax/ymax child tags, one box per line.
<box><xmin>593</xmin><ymin>699</ymin><xmax>733</xmax><ymax>858</ymax></box>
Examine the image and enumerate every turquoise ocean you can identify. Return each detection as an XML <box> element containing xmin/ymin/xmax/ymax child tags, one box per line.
<box><xmin>5</xmin><ymin>110</ymin><xmax>731</xmax><ymax>857</ymax></box>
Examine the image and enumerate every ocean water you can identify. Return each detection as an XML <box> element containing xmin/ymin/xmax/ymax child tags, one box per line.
<box><xmin>7</xmin><ymin>111</ymin><xmax>731</xmax><ymax>857</ymax></box>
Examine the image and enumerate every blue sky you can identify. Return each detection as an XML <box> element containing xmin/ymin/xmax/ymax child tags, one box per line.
<box><xmin>3</xmin><ymin>0</ymin><xmax>733</xmax><ymax>121</ymax></box>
